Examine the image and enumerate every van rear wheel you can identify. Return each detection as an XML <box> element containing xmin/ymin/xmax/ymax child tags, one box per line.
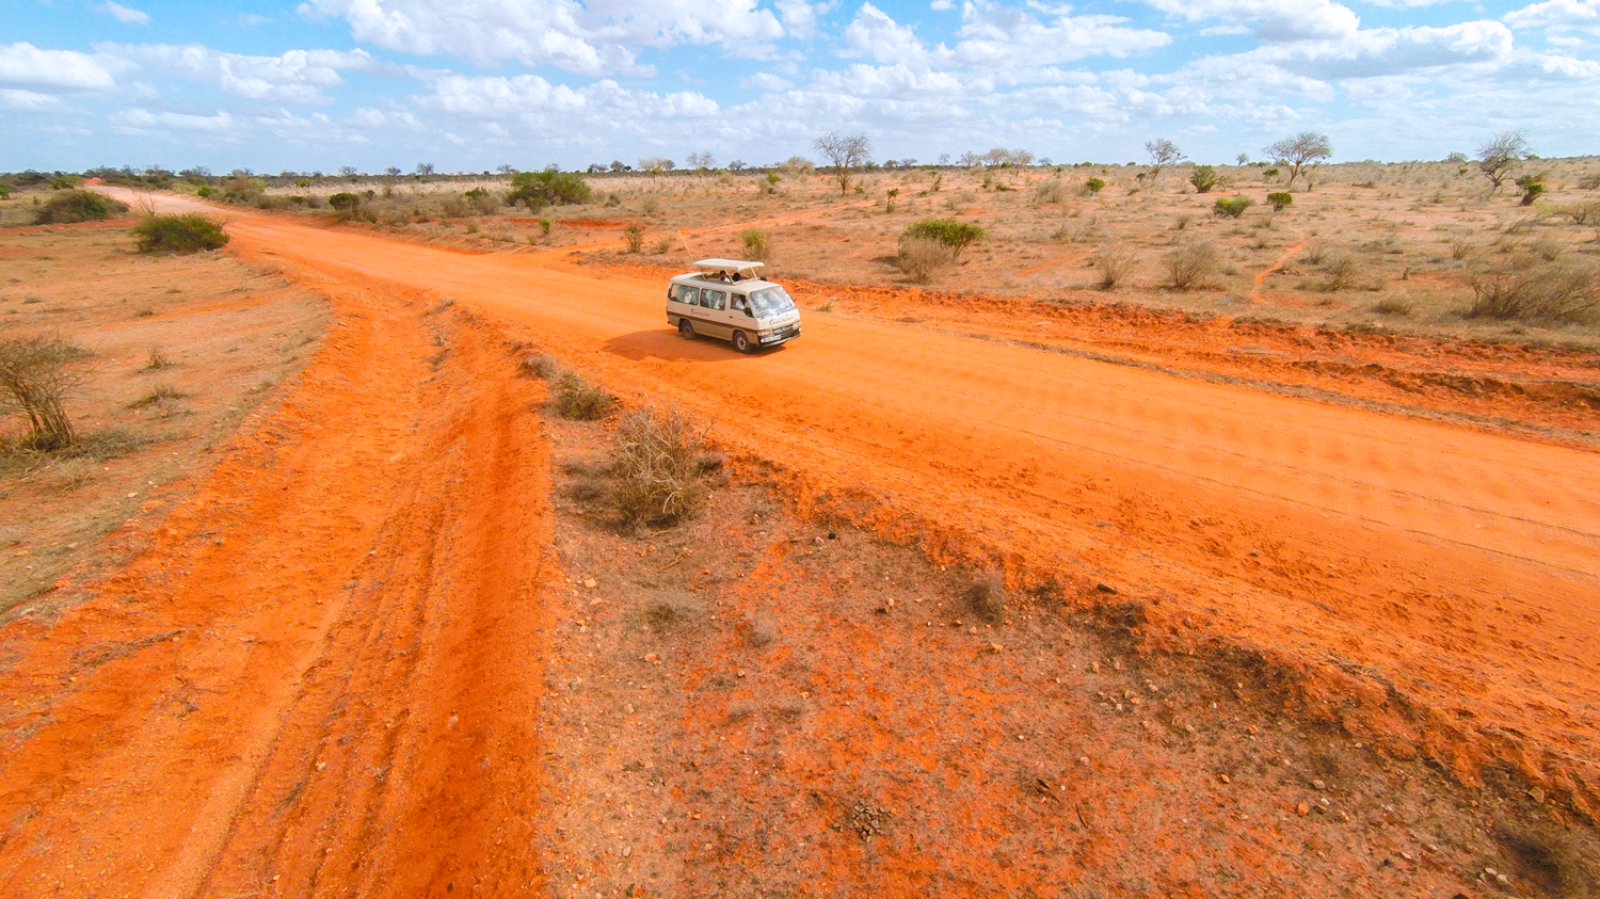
<box><xmin>732</xmin><ymin>330</ymin><xmax>752</xmax><ymax>353</ymax></box>
<box><xmin>678</xmin><ymin>319</ymin><xmax>695</xmax><ymax>340</ymax></box>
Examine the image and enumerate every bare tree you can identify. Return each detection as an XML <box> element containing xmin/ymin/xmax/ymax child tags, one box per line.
<box><xmin>685</xmin><ymin>151</ymin><xmax>715</xmax><ymax>171</ymax></box>
<box><xmin>1144</xmin><ymin>138</ymin><xmax>1185</xmax><ymax>184</ymax></box>
<box><xmin>1263</xmin><ymin>132</ymin><xmax>1332</xmax><ymax>188</ymax></box>
<box><xmin>813</xmin><ymin>132</ymin><xmax>872</xmax><ymax>194</ymax></box>
<box><xmin>639</xmin><ymin>157</ymin><xmax>674</xmax><ymax>179</ymax></box>
<box><xmin>1477</xmin><ymin>129</ymin><xmax>1531</xmax><ymax>191</ymax></box>
<box><xmin>0</xmin><ymin>337</ymin><xmax>89</xmax><ymax>452</ymax></box>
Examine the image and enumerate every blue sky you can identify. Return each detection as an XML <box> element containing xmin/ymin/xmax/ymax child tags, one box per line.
<box><xmin>2</xmin><ymin>0</ymin><xmax>1597</xmax><ymax>173</ymax></box>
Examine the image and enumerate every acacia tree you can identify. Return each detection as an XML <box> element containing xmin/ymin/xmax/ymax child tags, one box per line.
<box><xmin>1477</xmin><ymin>129</ymin><xmax>1531</xmax><ymax>191</ymax></box>
<box><xmin>639</xmin><ymin>157</ymin><xmax>674</xmax><ymax>179</ymax></box>
<box><xmin>1144</xmin><ymin>138</ymin><xmax>1185</xmax><ymax>184</ymax></box>
<box><xmin>813</xmin><ymin>132</ymin><xmax>872</xmax><ymax>194</ymax></box>
<box><xmin>1264</xmin><ymin>132</ymin><xmax>1332</xmax><ymax>188</ymax></box>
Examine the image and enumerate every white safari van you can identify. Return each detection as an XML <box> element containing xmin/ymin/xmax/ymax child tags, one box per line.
<box><xmin>666</xmin><ymin>258</ymin><xmax>801</xmax><ymax>352</ymax></box>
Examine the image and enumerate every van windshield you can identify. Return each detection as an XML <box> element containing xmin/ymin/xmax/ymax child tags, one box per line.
<box><xmin>749</xmin><ymin>286</ymin><xmax>796</xmax><ymax>317</ymax></box>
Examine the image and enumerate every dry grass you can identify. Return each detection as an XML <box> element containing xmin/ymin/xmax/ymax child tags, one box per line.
<box><xmin>553</xmin><ymin>371</ymin><xmax>616</xmax><ymax>421</ymax></box>
<box><xmin>1166</xmin><ymin>241</ymin><xmax>1221</xmax><ymax>290</ymax></box>
<box><xmin>610</xmin><ymin>405</ymin><xmax>710</xmax><ymax>528</ymax></box>
<box><xmin>898</xmin><ymin>236</ymin><xmax>951</xmax><ymax>283</ymax></box>
<box><xmin>1469</xmin><ymin>259</ymin><xmax>1598</xmax><ymax>323</ymax></box>
<box><xmin>1092</xmin><ymin>247</ymin><xmax>1139</xmax><ymax>290</ymax></box>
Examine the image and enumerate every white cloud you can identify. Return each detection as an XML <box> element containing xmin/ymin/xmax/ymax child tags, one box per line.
<box><xmin>0</xmin><ymin>43</ymin><xmax>117</xmax><ymax>92</ymax></box>
<box><xmin>1505</xmin><ymin>0</ymin><xmax>1600</xmax><ymax>29</ymax></box>
<box><xmin>298</xmin><ymin>0</ymin><xmax>785</xmax><ymax>75</ymax></box>
<box><xmin>0</xmin><ymin>88</ymin><xmax>62</xmax><ymax>110</ymax></box>
<box><xmin>239</xmin><ymin>14</ymin><xmax>273</xmax><ymax>27</ymax></box>
<box><xmin>100</xmin><ymin>44</ymin><xmax>376</xmax><ymax>103</ymax></box>
<box><xmin>951</xmin><ymin>1</ymin><xmax>1172</xmax><ymax>66</ymax></box>
<box><xmin>842</xmin><ymin>4</ymin><xmax>928</xmax><ymax>62</ymax></box>
<box><xmin>412</xmin><ymin>73</ymin><xmax>720</xmax><ymax>124</ymax></box>
<box><xmin>742</xmin><ymin>71</ymin><xmax>794</xmax><ymax>90</ymax></box>
<box><xmin>102</xmin><ymin>2</ymin><xmax>150</xmax><ymax>25</ymax></box>
<box><xmin>111</xmin><ymin>108</ymin><xmax>235</xmax><ymax>133</ymax></box>
<box><xmin>1145</xmin><ymin>0</ymin><xmax>1361</xmax><ymax>42</ymax></box>
<box><xmin>1251</xmin><ymin>20</ymin><xmax>1514</xmax><ymax>79</ymax></box>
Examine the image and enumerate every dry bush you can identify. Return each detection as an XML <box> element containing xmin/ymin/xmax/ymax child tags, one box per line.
<box><xmin>1371</xmin><ymin>297</ymin><xmax>1413</xmax><ymax>317</ymax></box>
<box><xmin>1321</xmin><ymin>252</ymin><xmax>1361</xmax><ymax>291</ymax></box>
<box><xmin>132</xmin><ymin>214</ymin><xmax>228</xmax><ymax>255</ymax></box>
<box><xmin>1469</xmin><ymin>259</ymin><xmax>1597</xmax><ymax>323</ymax></box>
<box><xmin>1092</xmin><ymin>247</ymin><xmax>1138</xmax><ymax>290</ymax></box>
<box><xmin>554</xmin><ymin>371</ymin><xmax>615</xmax><ymax>420</ymax></box>
<box><xmin>964</xmin><ymin>570</ymin><xmax>1008</xmax><ymax>623</ymax></box>
<box><xmin>1495</xmin><ymin>821</ymin><xmax>1600</xmax><ymax>898</ymax></box>
<box><xmin>128</xmin><ymin>383</ymin><xmax>189</xmax><ymax>409</ymax></box>
<box><xmin>622</xmin><ymin>224</ymin><xmax>644</xmax><ymax>254</ymax></box>
<box><xmin>0</xmin><ymin>336</ymin><xmax>89</xmax><ymax>452</ymax></box>
<box><xmin>611</xmin><ymin>405</ymin><xmax>709</xmax><ymax>528</ymax></box>
<box><xmin>1166</xmin><ymin>241</ymin><xmax>1221</xmax><ymax>290</ymax></box>
<box><xmin>1033</xmin><ymin>180</ymin><xmax>1070</xmax><ymax>205</ymax></box>
<box><xmin>518</xmin><ymin>353</ymin><xmax>559</xmax><ymax>379</ymax></box>
<box><xmin>897</xmin><ymin>236</ymin><xmax>952</xmax><ymax>283</ymax></box>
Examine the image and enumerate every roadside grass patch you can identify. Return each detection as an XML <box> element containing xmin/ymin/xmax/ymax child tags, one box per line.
<box><xmin>35</xmin><ymin>190</ymin><xmax>127</xmax><ymax>225</ymax></box>
<box><xmin>131</xmin><ymin>214</ymin><xmax>229</xmax><ymax>255</ymax></box>
<box><xmin>554</xmin><ymin>371</ymin><xmax>615</xmax><ymax>421</ymax></box>
<box><xmin>1469</xmin><ymin>259</ymin><xmax>1597</xmax><ymax>324</ymax></box>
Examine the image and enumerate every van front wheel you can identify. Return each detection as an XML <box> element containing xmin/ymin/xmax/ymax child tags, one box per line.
<box><xmin>732</xmin><ymin>330</ymin><xmax>752</xmax><ymax>353</ymax></box>
<box><xmin>678</xmin><ymin>319</ymin><xmax>695</xmax><ymax>340</ymax></box>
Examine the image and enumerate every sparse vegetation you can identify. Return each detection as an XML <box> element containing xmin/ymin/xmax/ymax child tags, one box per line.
<box><xmin>0</xmin><ymin>336</ymin><xmax>90</xmax><ymax>451</ymax></box>
<box><xmin>623</xmin><ymin>224</ymin><xmax>645</xmax><ymax>254</ymax></box>
<box><xmin>964</xmin><ymin>570</ymin><xmax>1007</xmax><ymax>623</ymax></box>
<box><xmin>1517</xmin><ymin>174</ymin><xmax>1546</xmax><ymax>207</ymax></box>
<box><xmin>131</xmin><ymin>214</ymin><xmax>229</xmax><ymax>255</ymax></box>
<box><xmin>1189</xmin><ymin>165</ymin><xmax>1219</xmax><ymax>194</ymax></box>
<box><xmin>1267</xmin><ymin>192</ymin><xmax>1294</xmax><ymax>211</ymax></box>
<box><xmin>1085</xmin><ymin>177</ymin><xmax>1105</xmax><ymax>196</ymax></box>
<box><xmin>1469</xmin><ymin>258</ymin><xmax>1597</xmax><ymax>323</ymax></box>
<box><xmin>814</xmin><ymin>132</ymin><xmax>872</xmax><ymax>195</ymax></box>
<box><xmin>35</xmin><ymin>190</ymin><xmax>126</xmax><ymax>225</ymax></box>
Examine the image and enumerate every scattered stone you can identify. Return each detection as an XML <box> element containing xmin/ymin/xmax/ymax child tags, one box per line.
<box><xmin>583</xmin><ymin>577</ymin><xmax>597</xmax><ymax>588</ymax></box>
<box><xmin>1095</xmin><ymin>583</ymin><xmax>1117</xmax><ymax>595</ymax></box>
<box><xmin>1296</xmin><ymin>802</ymin><xmax>1310</xmax><ymax>816</ymax></box>
<box><xmin>1218</xmin><ymin>773</ymin><xmax>1231</xmax><ymax>784</ymax></box>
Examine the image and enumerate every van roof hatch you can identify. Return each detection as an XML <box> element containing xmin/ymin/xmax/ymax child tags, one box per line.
<box><xmin>692</xmin><ymin>258</ymin><xmax>765</xmax><ymax>278</ymax></box>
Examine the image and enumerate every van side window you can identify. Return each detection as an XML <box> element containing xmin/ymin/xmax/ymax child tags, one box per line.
<box><xmin>700</xmin><ymin>289</ymin><xmax>727</xmax><ymax>311</ymax></box>
<box><xmin>672</xmin><ymin>284</ymin><xmax>698</xmax><ymax>304</ymax></box>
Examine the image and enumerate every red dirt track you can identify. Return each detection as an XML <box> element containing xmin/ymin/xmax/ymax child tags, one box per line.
<box><xmin>3</xmin><ymin>190</ymin><xmax>1598</xmax><ymax>893</ymax></box>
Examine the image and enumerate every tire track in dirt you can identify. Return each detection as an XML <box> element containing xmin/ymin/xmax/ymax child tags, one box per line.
<box><xmin>0</xmin><ymin>262</ymin><xmax>552</xmax><ymax>895</ymax></box>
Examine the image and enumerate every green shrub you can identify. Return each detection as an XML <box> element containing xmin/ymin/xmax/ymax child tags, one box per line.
<box><xmin>1267</xmin><ymin>191</ymin><xmax>1294</xmax><ymax>211</ymax></box>
<box><xmin>1516</xmin><ymin>175</ymin><xmax>1546</xmax><ymax>207</ymax></box>
<box><xmin>34</xmin><ymin>190</ymin><xmax>126</xmax><ymax>224</ymax></box>
<box><xmin>1213</xmin><ymin>196</ymin><xmax>1254</xmax><ymax>219</ymax></box>
<box><xmin>901</xmin><ymin>218</ymin><xmax>986</xmax><ymax>258</ymax></box>
<box><xmin>0</xmin><ymin>183</ymin><xmax>11</xmax><ymax>199</ymax></box>
<box><xmin>1189</xmin><ymin>165</ymin><xmax>1218</xmax><ymax>193</ymax></box>
<box><xmin>464</xmin><ymin>186</ymin><xmax>500</xmax><ymax>214</ymax></box>
<box><xmin>1263</xmin><ymin>168</ymin><xmax>1280</xmax><ymax>179</ymax></box>
<box><xmin>741</xmin><ymin>227</ymin><xmax>772</xmax><ymax>261</ymax></box>
<box><xmin>508</xmin><ymin>170</ymin><xmax>593</xmax><ymax>210</ymax></box>
<box><xmin>195</xmin><ymin>185</ymin><xmax>215</xmax><ymax>198</ymax></box>
<box><xmin>328</xmin><ymin>192</ymin><xmax>361</xmax><ymax>211</ymax></box>
<box><xmin>49</xmin><ymin>175</ymin><xmax>80</xmax><ymax>190</ymax></box>
<box><xmin>131</xmin><ymin>214</ymin><xmax>229</xmax><ymax>255</ymax></box>
<box><xmin>1085</xmin><ymin>177</ymin><xmax>1105</xmax><ymax>195</ymax></box>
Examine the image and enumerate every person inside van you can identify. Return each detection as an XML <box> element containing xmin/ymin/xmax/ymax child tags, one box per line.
<box><xmin>732</xmin><ymin>296</ymin><xmax>750</xmax><ymax>315</ymax></box>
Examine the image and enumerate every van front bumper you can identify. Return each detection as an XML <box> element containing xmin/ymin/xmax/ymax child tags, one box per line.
<box><xmin>758</xmin><ymin>324</ymin><xmax>800</xmax><ymax>346</ymax></box>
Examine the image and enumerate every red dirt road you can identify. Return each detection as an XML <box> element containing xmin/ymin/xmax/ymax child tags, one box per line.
<box><xmin>162</xmin><ymin>192</ymin><xmax>1600</xmax><ymax>802</ymax></box>
<box><xmin>2</xmin><ymin>191</ymin><xmax>1597</xmax><ymax>893</ymax></box>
